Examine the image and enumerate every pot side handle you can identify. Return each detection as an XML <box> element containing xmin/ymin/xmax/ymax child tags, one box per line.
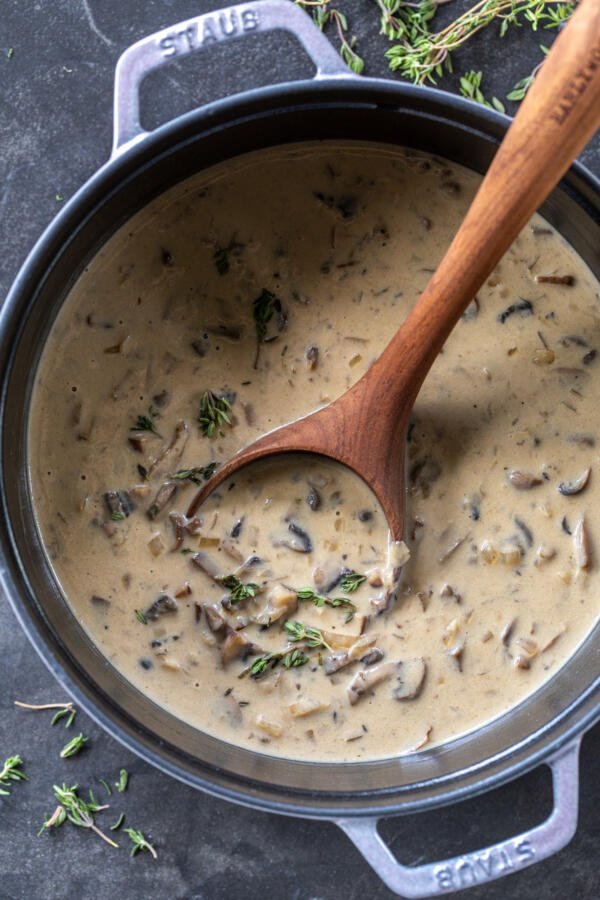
<box><xmin>335</xmin><ymin>737</ymin><xmax>581</xmax><ymax>898</ymax></box>
<box><xmin>112</xmin><ymin>0</ymin><xmax>353</xmax><ymax>155</ymax></box>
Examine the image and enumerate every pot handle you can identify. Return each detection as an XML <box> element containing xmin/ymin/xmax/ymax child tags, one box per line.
<box><xmin>335</xmin><ymin>737</ymin><xmax>581</xmax><ymax>897</ymax></box>
<box><xmin>112</xmin><ymin>0</ymin><xmax>353</xmax><ymax>155</ymax></box>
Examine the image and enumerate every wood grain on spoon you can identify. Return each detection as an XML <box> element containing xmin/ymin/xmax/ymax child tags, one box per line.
<box><xmin>189</xmin><ymin>0</ymin><xmax>600</xmax><ymax>539</ymax></box>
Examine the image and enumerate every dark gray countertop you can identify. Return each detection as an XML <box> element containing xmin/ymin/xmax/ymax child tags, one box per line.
<box><xmin>1</xmin><ymin>2</ymin><xmax>599</xmax><ymax>898</ymax></box>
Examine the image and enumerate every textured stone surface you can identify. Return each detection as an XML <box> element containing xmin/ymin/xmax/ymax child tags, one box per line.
<box><xmin>0</xmin><ymin>2</ymin><xmax>598</xmax><ymax>898</ymax></box>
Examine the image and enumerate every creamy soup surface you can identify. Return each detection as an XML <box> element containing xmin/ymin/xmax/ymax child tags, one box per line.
<box><xmin>29</xmin><ymin>142</ymin><xmax>600</xmax><ymax>762</ymax></box>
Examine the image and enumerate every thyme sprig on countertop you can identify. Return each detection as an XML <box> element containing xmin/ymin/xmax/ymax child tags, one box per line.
<box><xmin>0</xmin><ymin>755</ymin><xmax>27</xmax><ymax>795</ymax></box>
<box><xmin>39</xmin><ymin>783</ymin><xmax>118</xmax><ymax>848</ymax></box>
<box><xmin>15</xmin><ymin>699</ymin><xmax>76</xmax><ymax>728</ymax></box>
<box><xmin>124</xmin><ymin>826</ymin><xmax>158</xmax><ymax>859</ymax></box>
<box><xmin>383</xmin><ymin>0</ymin><xmax>575</xmax><ymax>85</ymax></box>
<box><xmin>296</xmin><ymin>0</ymin><xmax>364</xmax><ymax>72</ymax></box>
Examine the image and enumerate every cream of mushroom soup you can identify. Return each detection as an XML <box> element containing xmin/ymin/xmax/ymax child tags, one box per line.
<box><xmin>29</xmin><ymin>142</ymin><xmax>600</xmax><ymax>761</ymax></box>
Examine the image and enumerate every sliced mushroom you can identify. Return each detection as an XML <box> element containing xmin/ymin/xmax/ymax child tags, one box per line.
<box><xmin>144</xmin><ymin>593</ymin><xmax>177</xmax><ymax>621</ymax></box>
<box><xmin>507</xmin><ymin>470</ymin><xmax>543</xmax><ymax>490</ymax></box>
<box><xmin>392</xmin><ymin>658</ymin><xmax>427</xmax><ymax>700</ymax></box>
<box><xmin>347</xmin><ymin>661</ymin><xmax>397</xmax><ymax>705</ymax></box>
<box><xmin>305</xmin><ymin>345</ymin><xmax>319</xmax><ymax>370</ymax></box>
<box><xmin>558</xmin><ymin>467</ymin><xmax>591</xmax><ymax>496</ymax></box>
<box><xmin>147</xmin><ymin>481</ymin><xmax>177</xmax><ymax>519</ymax></box>
<box><xmin>273</xmin><ymin>520</ymin><xmax>313</xmax><ymax>553</ymax></box>
<box><xmin>191</xmin><ymin>550</ymin><xmax>222</xmax><ymax>582</ymax></box>
<box><xmin>147</xmin><ymin>419</ymin><xmax>190</xmax><ymax>477</ymax></box>
<box><xmin>254</xmin><ymin>583</ymin><xmax>298</xmax><ymax>626</ymax></box>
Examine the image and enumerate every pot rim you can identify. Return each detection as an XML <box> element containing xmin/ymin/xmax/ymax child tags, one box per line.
<box><xmin>2</xmin><ymin>75</ymin><xmax>599</xmax><ymax>819</ymax></box>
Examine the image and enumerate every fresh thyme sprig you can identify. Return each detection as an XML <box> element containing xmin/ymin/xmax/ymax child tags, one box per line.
<box><xmin>14</xmin><ymin>700</ymin><xmax>76</xmax><ymax>728</ymax></box>
<box><xmin>60</xmin><ymin>732</ymin><xmax>88</xmax><ymax>759</ymax></box>
<box><xmin>171</xmin><ymin>461</ymin><xmax>218</xmax><ymax>484</ymax></box>
<box><xmin>40</xmin><ymin>783</ymin><xmax>118</xmax><ymax>847</ymax></box>
<box><xmin>124</xmin><ymin>826</ymin><xmax>158</xmax><ymax>859</ymax></box>
<box><xmin>340</xmin><ymin>570</ymin><xmax>367</xmax><ymax>593</ymax></box>
<box><xmin>0</xmin><ymin>755</ymin><xmax>27</xmax><ymax>795</ymax></box>
<box><xmin>284</xmin><ymin>619</ymin><xmax>333</xmax><ymax>650</ymax></box>
<box><xmin>295</xmin><ymin>0</ymin><xmax>364</xmax><ymax>73</ymax></box>
<box><xmin>384</xmin><ymin>0</ymin><xmax>575</xmax><ymax>85</ymax></box>
<box><xmin>252</xmin><ymin>288</ymin><xmax>278</xmax><ymax>368</ymax></box>
<box><xmin>131</xmin><ymin>405</ymin><xmax>161</xmax><ymax>437</ymax></box>
<box><xmin>197</xmin><ymin>390</ymin><xmax>232</xmax><ymax>438</ymax></box>
<box><xmin>116</xmin><ymin>769</ymin><xmax>129</xmax><ymax>793</ymax></box>
<box><xmin>507</xmin><ymin>44</ymin><xmax>549</xmax><ymax>99</ymax></box>
<box><xmin>296</xmin><ymin>588</ymin><xmax>357</xmax><ymax>622</ymax></box>
<box><xmin>249</xmin><ymin>647</ymin><xmax>310</xmax><ymax>678</ymax></box>
<box><xmin>218</xmin><ymin>574</ymin><xmax>260</xmax><ymax>605</ymax></box>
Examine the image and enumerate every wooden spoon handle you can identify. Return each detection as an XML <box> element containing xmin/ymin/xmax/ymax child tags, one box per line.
<box><xmin>373</xmin><ymin>0</ymin><xmax>600</xmax><ymax>412</ymax></box>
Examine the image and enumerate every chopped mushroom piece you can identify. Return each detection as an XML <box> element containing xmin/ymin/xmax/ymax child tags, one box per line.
<box><xmin>558</xmin><ymin>467</ymin><xmax>591</xmax><ymax>496</ymax></box>
<box><xmin>144</xmin><ymin>593</ymin><xmax>178</xmax><ymax>621</ymax></box>
<box><xmin>288</xmin><ymin>697</ymin><xmax>330</xmax><ymax>717</ymax></box>
<box><xmin>104</xmin><ymin>490</ymin><xmax>135</xmax><ymax>519</ymax></box>
<box><xmin>573</xmin><ymin>516</ymin><xmax>591</xmax><ymax>571</ymax></box>
<box><xmin>147</xmin><ymin>533</ymin><xmax>165</xmax><ymax>557</ymax></box>
<box><xmin>324</xmin><ymin>635</ymin><xmax>378</xmax><ymax>674</ymax></box>
<box><xmin>507</xmin><ymin>470</ymin><xmax>543</xmax><ymax>490</ymax></box>
<box><xmin>202</xmin><ymin>604</ymin><xmax>228</xmax><ymax>635</ymax></box>
<box><xmin>347</xmin><ymin>661</ymin><xmax>397</xmax><ymax>705</ymax></box>
<box><xmin>254</xmin><ymin>583</ymin><xmax>298</xmax><ymax>626</ymax></box>
<box><xmin>255</xmin><ymin>715</ymin><xmax>283</xmax><ymax>738</ymax></box>
<box><xmin>391</xmin><ymin>658</ymin><xmax>427</xmax><ymax>700</ymax></box>
<box><xmin>220</xmin><ymin>630</ymin><xmax>262</xmax><ymax>666</ymax></box>
<box><xmin>191</xmin><ymin>550</ymin><xmax>222</xmax><ymax>582</ymax></box>
<box><xmin>274</xmin><ymin>520</ymin><xmax>313</xmax><ymax>553</ymax></box>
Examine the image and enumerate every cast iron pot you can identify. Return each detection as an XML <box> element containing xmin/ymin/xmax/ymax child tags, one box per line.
<box><xmin>1</xmin><ymin>2</ymin><xmax>599</xmax><ymax>895</ymax></box>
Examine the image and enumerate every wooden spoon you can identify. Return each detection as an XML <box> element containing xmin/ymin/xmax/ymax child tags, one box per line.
<box><xmin>189</xmin><ymin>0</ymin><xmax>600</xmax><ymax>540</ymax></box>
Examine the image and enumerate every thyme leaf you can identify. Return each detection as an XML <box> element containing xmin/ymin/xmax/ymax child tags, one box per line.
<box><xmin>110</xmin><ymin>812</ymin><xmax>125</xmax><ymax>831</ymax></box>
<box><xmin>131</xmin><ymin>405</ymin><xmax>161</xmax><ymax>437</ymax></box>
<box><xmin>135</xmin><ymin>610</ymin><xmax>148</xmax><ymax>625</ymax></box>
<box><xmin>60</xmin><ymin>732</ymin><xmax>88</xmax><ymax>759</ymax></box>
<box><xmin>459</xmin><ymin>69</ymin><xmax>505</xmax><ymax>112</ymax></box>
<box><xmin>172</xmin><ymin>461</ymin><xmax>218</xmax><ymax>484</ymax></box>
<box><xmin>252</xmin><ymin>289</ymin><xmax>279</xmax><ymax>367</ymax></box>
<box><xmin>116</xmin><ymin>769</ymin><xmax>129</xmax><ymax>793</ymax></box>
<box><xmin>197</xmin><ymin>390</ymin><xmax>232</xmax><ymax>438</ymax></box>
<box><xmin>0</xmin><ymin>755</ymin><xmax>27</xmax><ymax>795</ymax></box>
<box><xmin>218</xmin><ymin>574</ymin><xmax>260</xmax><ymax>605</ymax></box>
<box><xmin>340</xmin><ymin>570</ymin><xmax>367</xmax><ymax>593</ymax></box>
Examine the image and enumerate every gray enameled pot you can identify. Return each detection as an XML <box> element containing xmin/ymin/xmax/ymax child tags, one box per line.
<box><xmin>1</xmin><ymin>2</ymin><xmax>599</xmax><ymax>895</ymax></box>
